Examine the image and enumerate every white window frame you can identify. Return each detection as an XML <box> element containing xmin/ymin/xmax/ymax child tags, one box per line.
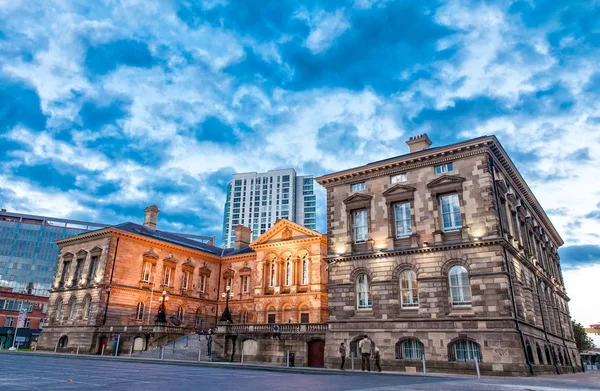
<box><xmin>394</xmin><ymin>202</ymin><xmax>412</xmax><ymax>238</ymax></box>
<box><xmin>199</xmin><ymin>275</ymin><xmax>206</xmax><ymax>293</ymax></box>
<box><xmin>285</xmin><ymin>258</ymin><xmax>292</xmax><ymax>286</ymax></box>
<box><xmin>400</xmin><ymin>270</ymin><xmax>418</xmax><ymax>308</ymax></box>
<box><xmin>24</xmin><ymin>318</ymin><xmax>31</xmax><ymax>328</ymax></box>
<box><xmin>434</xmin><ymin>162</ymin><xmax>454</xmax><ymax>175</ymax></box>
<box><xmin>142</xmin><ymin>262</ymin><xmax>152</xmax><ymax>283</ymax></box>
<box><xmin>356</xmin><ymin>273</ymin><xmax>371</xmax><ymax>309</ymax></box>
<box><xmin>351</xmin><ymin>182</ymin><xmax>366</xmax><ymax>192</ymax></box>
<box><xmin>83</xmin><ymin>297</ymin><xmax>92</xmax><ymax>319</ymax></box>
<box><xmin>302</xmin><ymin>255</ymin><xmax>309</xmax><ymax>285</ymax></box>
<box><xmin>270</xmin><ymin>263</ymin><xmax>276</xmax><ymax>287</ymax></box>
<box><xmin>399</xmin><ymin>339</ymin><xmax>423</xmax><ymax>359</ymax></box>
<box><xmin>440</xmin><ymin>193</ymin><xmax>462</xmax><ymax>231</ymax></box>
<box><xmin>448</xmin><ymin>265</ymin><xmax>472</xmax><ymax>306</ymax></box>
<box><xmin>390</xmin><ymin>173</ymin><xmax>407</xmax><ymax>184</ymax></box>
<box><xmin>177</xmin><ymin>306</ymin><xmax>185</xmax><ymax>322</ymax></box>
<box><xmin>136</xmin><ymin>302</ymin><xmax>145</xmax><ymax>321</ymax></box>
<box><xmin>353</xmin><ymin>209</ymin><xmax>368</xmax><ymax>243</ymax></box>
<box><xmin>163</xmin><ymin>267</ymin><xmax>172</xmax><ymax>287</ymax></box>
<box><xmin>453</xmin><ymin>340</ymin><xmax>481</xmax><ymax>361</ymax></box>
<box><xmin>182</xmin><ymin>271</ymin><xmax>189</xmax><ymax>290</ymax></box>
<box><xmin>242</xmin><ymin>276</ymin><xmax>249</xmax><ymax>293</ymax></box>
<box><xmin>69</xmin><ymin>300</ymin><xmax>77</xmax><ymax>321</ymax></box>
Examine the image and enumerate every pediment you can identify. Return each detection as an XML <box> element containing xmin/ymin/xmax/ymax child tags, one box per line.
<box><xmin>143</xmin><ymin>249</ymin><xmax>159</xmax><ymax>259</ymax></box>
<box><xmin>342</xmin><ymin>193</ymin><xmax>373</xmax><ymax>205</ymax></box>
<box><xmin>163</xmin><ymin>253</ymin><xmax>178</xmax><ymax>264</ymax></box>
<box><xmin>199</xmin><ymin>264</ymin><xmax>212</xmax><ymax>276</ymax></box>
<box><xmin>182</xmin><ymin>258</ymin><xmax>196</xmax><ymax>269</ymax></box>
<box><xmin>426</xmin><ymin>175</ymin><xmax>466</xmax><ymax>188</ymax></box>
<box><xmin>250</xmin><ymin>219</ymin><xmax>322</xmax><ymax>247</ymax></box>
<box><xmin>382</xmin><ymin>184</ymin><xmax>416</xmax><ymax>197</ymax></box>
<box><xmin>90</xmin><ymin>246</ymin><xmax>103</xmax><ymax>254</ymax></box>
<box><xmin>223</xmin><ymin>268</ymin><xmax>235</xmax><ymax>278</ymax></box>
<box><xmin>76</xmin><ymin>249</ymin><xmax>88</xmax><ymax>256</ymax></box>
<box><xmin>239</xmin><ymin>266</ymin><xmax>252</xmax><ymax>275</ymax></box>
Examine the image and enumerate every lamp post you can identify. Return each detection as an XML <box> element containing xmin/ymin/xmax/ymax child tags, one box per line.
<box><xmin>156</xmin><ymin>291</ymin><xmax>169</xmax><ymax>324</ymax></box>
<box><xmin>220</xmin><ymin>286</ymin><xmax>234</xmax><ymax>323</ymax></box>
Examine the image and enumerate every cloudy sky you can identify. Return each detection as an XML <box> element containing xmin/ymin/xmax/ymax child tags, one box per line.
<box><xmin>0</xmin><ymin>1</ymin><xmax>599</xmax><ymax>328</ymax></box>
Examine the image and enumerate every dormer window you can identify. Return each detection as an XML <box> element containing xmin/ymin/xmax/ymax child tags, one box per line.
<box><xmin>434</xmin><ymin>163</ymin><xmax>453</xmax><ymax>175</ymax></box>
<box><xmin>351</xmin><ymin>182</ymin><xmax>366</xmax><ymax>192</ymax></box>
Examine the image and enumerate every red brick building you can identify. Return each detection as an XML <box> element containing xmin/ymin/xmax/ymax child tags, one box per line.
<box><xmin>0</xmin><ymin>287</ymin><xmax>48</xmax><ymax>348</ymax></box>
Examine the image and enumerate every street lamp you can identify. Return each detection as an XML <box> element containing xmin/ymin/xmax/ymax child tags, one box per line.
<box><xmin>155</xmin><ymin>290</ymin><xmax>169</xmax><ymax>324</ymax></box>
<box><xmin>220</xmin><ymin>286</ymin><xmax>234</xmax><ymax>323</ymax></box>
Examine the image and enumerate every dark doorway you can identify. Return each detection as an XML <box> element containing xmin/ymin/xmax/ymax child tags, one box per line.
<box><xmin>97</xmin><ymin>336</ymin><xmax>108</xmax><ymax>355</ymax></box>
<box><xmin>307</xmin><ymin>339</ymin><xmax>325</xmax><ymax>368</ymax></box>
<box><xmin>58</xmin><ymin>335</ymin><xmax>68</xmax><ymax>348</ymax></box>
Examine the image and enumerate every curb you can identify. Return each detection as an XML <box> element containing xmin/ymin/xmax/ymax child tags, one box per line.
<box><xmin>0</xmin><ymin>351</ymin><xmax>461</xmax><ymax>380</ymax></box>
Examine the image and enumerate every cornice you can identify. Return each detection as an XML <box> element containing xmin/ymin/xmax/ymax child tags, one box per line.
<box><xmin>251</xmin><ymin>236</ymin><xmax>325</xmax><ymax>251</ymax></box>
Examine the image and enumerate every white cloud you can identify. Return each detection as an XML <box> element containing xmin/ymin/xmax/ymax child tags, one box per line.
<box><xmin>295</xmin><ymin>8</ymin><xmax>351</xmax><ymax>54</ymax></box>
<box><xmin>563</xmin><ymin>264</ymin><xmax>600</xmax><ymax>333</ymax></box>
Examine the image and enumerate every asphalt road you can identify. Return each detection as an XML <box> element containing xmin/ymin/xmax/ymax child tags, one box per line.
<box><xmin>0</xmin><ymin>354</ymin><xmax>599</xmax><ymax>391</ymax></box>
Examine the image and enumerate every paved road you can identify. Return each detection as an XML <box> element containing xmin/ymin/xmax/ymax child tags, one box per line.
<box><xmin>0</xmin><ymin>354</ymin><xmax>599</xmax><ymax>391</ymax></box>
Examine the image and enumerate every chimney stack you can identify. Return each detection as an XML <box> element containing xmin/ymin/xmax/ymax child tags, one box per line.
<box><xmin>406</xmin><ymin>133</ymin><xmax>432</xmax><ymax>153</ymax></box>
<box><xmin>234</xmin><ymin>225</ymin><xmax>252</xmax><ymax>250</ymax></box>
<box><xmin>143</xmin><ymin>205</ymin><xmax>160</xmax><ymax>230</ymax></box>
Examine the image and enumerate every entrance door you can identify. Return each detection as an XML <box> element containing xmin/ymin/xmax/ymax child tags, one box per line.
<box><xmin>97</xmin><ymin>336</ymin><xmax>108</xmax><ymax>355</ymax></box>
<box><xmin>307</xmin><ymin>340</ymin><xmax>325</xmax><ymax>368</ymax></box>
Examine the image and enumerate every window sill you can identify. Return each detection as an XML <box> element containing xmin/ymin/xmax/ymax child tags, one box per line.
<box><xmin>400</xmin><ymin>306</ymin><xmax>419</xmax><ymax>310</ymax></box>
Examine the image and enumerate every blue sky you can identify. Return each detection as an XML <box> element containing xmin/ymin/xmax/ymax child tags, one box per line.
<box><xmin>1</xmin><ymin>0</ymin><xmax>599</xmax><ymax>323</ymax></box>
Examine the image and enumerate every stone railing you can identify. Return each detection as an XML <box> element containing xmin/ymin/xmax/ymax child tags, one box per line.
<box><xmin>96</xmin><ymin>324</ymin><xmax>188</xmax><ymax>334</ymax></box>
<box><xmin>226</xmin><ymin>323</ymin><xmax>328</xmax><ymax>334</ymax></box>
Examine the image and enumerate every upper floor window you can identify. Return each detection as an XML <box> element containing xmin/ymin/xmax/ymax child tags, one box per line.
<box><xmin>390</xmin><ymin>173</ymin><xmax>407</xmax><ymax>184</ymax></box>
<box><xmin>400</xmin><ymin>270</ymin><xmax>418</xmax><ymax>308</ymax></box>
<box><xmin>285</xmin><ymin>258</ymin><xmax>292</xmax><ymax>286</ymax></box>
<box><xmin>4</xmin><ymin>317</ymin><xmax>14</xmax><ymax>327</ymax></box>
<box><xmin>88</xmin><ymin>255</ymin><xmax>99</xmax><ymax>283</ymax></box>
<box><xmin>177</xmin><ymin>306</ymin><xmax>185</xmax><ymax>322</ymax></box>
<box><xmin>163</xmin><ymin>267</ymin><xmax>172</xmax><ymax>287</ymax></box>
<box><xmin>450</xmin><ymin>339</ymin><xmax>481</xmax><ymax>361</ymax></box>
<box><xmin>241</xmin><ymin>276</ymin><xmax>249</xmax><ymax>293</ymax></box>
<box><xmin>199</xmin><ymin>275</ymin><xmax>206</xmax><ymax>293</ymax></box>
<box><xmin>182</xmin><ymin>271</ymin><xmax>189</xmax><ymax>290</ymax></box>
<box><xmin>440</xmin><ymin>194</ymin><xmax>462</xmax><ymax>231</ymax></box>
<box><xmin>225</xmin><ymin>277</ymin><xmax>232</xmax><ymax>290</ymax></box>
<box><xmin>55</xmin><ymin>299</ymin><xmax>63</xmax><ymax>321</ymax></box>
<box><xmin>353</xmin><ymin>209</ymin><xmax>368</xmax><ymax>243</ymax></box>
<box><xmin>302</xmin><ymin>255</ymin><xmax>309</xmax><ymax>285</ymax></box>
<box><xmin>142</xmin><ymin>262</ymin><xmax>152</xmax><ymax>283</ymax></box>
<box><xmin>394</xmin><ymin>202</ymin><xmax>412</xmax><ymax>238</ymax></box>
<box><xmin>356</xmin><ymin>273</ymin><xmax>372</xmax><ymax>309</ymax></box>
<box><xmin>136</xmin><ymin>302</ymin><xmax>145</xmax><ymax>321</ymax></box>
<box><xmin>60</xmin><ymin>261</ymin><xmax>71</xmax><ymax>284</ymax></box>
<box><xmin>69</xmin><ymin>299</ymin><xmax>77</xmax><ymax>321</ymax></box>
<box><xmin>73</xmin><ymin>258</ymin><xmax>84</xmax><ymax>284</ymax></box>
<box><xmin>448</xmin><ymin>265</ymin><xmax>471</xmax><ymax>306</ymax></box>
<box><xmin>83</xmin><ymin>297</ymin><xmax>92</xmax><ymax>319</ymax></box>
<box><xmin>434</xmin><ymin>162</ymin><xmax>453</xmax><ymax>175</ymax></box>
<box><xmin>351</xmin><ymin>182</ymin><xmax>366</xmax><ymax>192</ymax></box>
<box><xmin>270</xmin><ymin>263</ymin><xmax>277</xmax><ymax>287</ymax></box>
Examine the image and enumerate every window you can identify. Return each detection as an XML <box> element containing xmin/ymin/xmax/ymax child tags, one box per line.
<box><xmin>69</xmin><ymin>300</ymin><xmax>77</xmax><ymax>321</ymax></box>
<box><xmin>394</xmin><ymin>202</ymin><xmax>412</xmax><ymax>238</ymax></box>
<box><xmin>300</xmin><ymin>313</ymin><xmax>309</xmax><ymax>323</ymax></box>
<box><xmin>225</xmin><ymin>277</ymin><xmax>232</xmax><ymax>290</ymax></box>
<box><xmin>4</xmin><ymin>317</ymin><xmax>14</xmax><ymax>327</ymax></box>
<box><xmin>163</xmin><ymin>267</ymin><xmax>172</xmax><ymax>286</ymax></box>
<box><xmin>390</xmin><ymin>173</ymin><xmax>407</xmax><ymax>184</ymax></box>
<box><xmin>267</xmin><ymin>314</ymin><xmax>276</xmax><ymax>324</ymax></box>
<box><xmin>440</xmin><ymin>194</ymin><xmax>462</xmax><ymax>231</ymax></box>
<box><xmin>199</xmin><ymin>275</ymin><xmax>206</xmax><ymax>293</ymax></box>
<box><xmin>136</xmin><ymin>302</ymin><xmax>145</xmax><ymax>321</ymax></box>
<box><xmin>526</xmin><ymin>341</ymin><xmax>534</xmax><ymax>364</ymax></box>
<box><xmin>60</xmin><ymin>261</ymin><xmax>70</xmax><ymax>284</ymax></box>
<box><xmin>285</xmin><ymin>258</ymin><xmax>292</xmax><ymax>286</ymax></box>
<box><xmin>302</xmin><ymin>255</ymin><xmax>309</xmax><ymax>285</ymax></box>
<box><xmin>396</xmin><ymin>338</ymin><xmax>423</xmax><ymax>359</ymax></box>
<box><xmin>434</xmin><ymin>162</ymin><xmax>453</xmax><ymax>175</ymax></box>
<box><xmin>83</xmin><ymin>297</ymin><xmax>92</xmax><ymax>319</ymax></box>
<box><xmin>242</xmin><ymin>276</ymin><xmax>249</xmax><ymax>293</ymax></box>
<box><xmin>400</xmin><ymin>270</ymin><xmax>418</xmax><ymax>308</ymax></box>
<box><xmin>356</xmin><ymin>273</ymin><xmax>371</xmax><ymax>309</ymax></box>
<box><xmin>73</xmin><ymin>258</ymin><xmax>84</xmax><ymax>284</ymax></box>
<box><xmin>182</xmin><ymin>271</ymin><xmax>189</xmax><ymax>290</ymax></box>
<box><xmin>536</xmin><ymin>343</ymin><xmax>544</xmax><ymax>364</ymax></box>
<box><xmin>88</xmin><ymin>255</ymin><xmax>99</xmax><ymax>282</ymax></box>
<box><xmin>55</xmin><ymin>299</ymin><xmax>63</xmax><ymax>321</ymax></box>
<box><xmin>142</xmin><ymin>262</ymin><xmax>152</xmax><ymax>283</ymax></box>
<box><xmin>351</xmin><ymin>182</ymin><xmax>366</xmax><ymax>192</ymax></box>
<box><xmin>195</xmin><ymin>309</ymin><xmax>203</xmax><ymax>328</ymax></box>
<box><xmin>270</xmin><ymin>263</ymin><xmax>276</xmax><ymax>287</ymax></box>
<box><xmin>353</xmin><ymin>209</ymin><xmax>368</xmax><ymax>243</ymax></box>
<box><xmin>24</xmin><ymin>318</ymin><xmax>31</xmax><ymax>328</ymax></box>
<box><xmin>450</xmin><ymin>339</ymin><xmax>481</xmax><ymax>361</ymax></box>
<box><xmin>448</xmin><ymin>265</ymin><xmax>471</xmax><ymax>306</ymax></box>
<box><xmin>177</xmin><ymin>306</ymin><xmax>185</xmax><ymax>322</ymax></box>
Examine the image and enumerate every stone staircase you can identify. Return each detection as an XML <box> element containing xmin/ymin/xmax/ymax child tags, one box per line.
<box><xmin>133</xmin><ymin>334</ymin><xmax>214</xmax><ymax>362</ymax></box>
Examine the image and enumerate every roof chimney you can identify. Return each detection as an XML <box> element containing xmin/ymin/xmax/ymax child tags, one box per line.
<box><xmin>234</xmin><ymin>225</ymin><xmax>252</xmax><ymax>250</ymax></box>
<box><xmin>406</xmin><ymin>133</ymin><xmax>432</xmax><ymax>153</ymax></box>
<box><xmin>143</xmin><ymin>205</ymin><xmax>160</xmax><ymax>230</ymax></box>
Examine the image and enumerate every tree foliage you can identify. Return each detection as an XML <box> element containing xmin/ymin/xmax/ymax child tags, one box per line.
<box><xmin>572</xmin><ymin>320</ymin><xmax>595</xmax><ymax>352</ymax></box>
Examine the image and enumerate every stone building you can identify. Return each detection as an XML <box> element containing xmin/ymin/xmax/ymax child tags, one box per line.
<box><xmin>37</xmin><ymin>206</ymin><xmax>328</xmax><ymax>357</ymax></box>
<box><xmin>316</xmin><ymin>134</ymin><xmax>580</xmax><ymax>375</ymax></box>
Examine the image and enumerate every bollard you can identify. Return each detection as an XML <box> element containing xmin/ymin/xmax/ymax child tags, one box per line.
<box><xmin>54</xmin><ymin>340</ymin><xmax>59</xmax><ymax>354</ymax></box>
<box><xmin>241</xmin><ymin>347</ymin><xmax>244</xmax><ymax>365</ymax></box>
<box><xmin>286</xmin><ymin>350</ymin><xmax>289</xmax><ymax>367</ymax></box>
<box><xmin>198</xmin><ymin>346</ymin><xmax>202</xmax><ymax>362</ymax></box>
<box><xmin>160</xmin><ymin>346</ymin><xmax>164</xmax><ymax>360</ymax></box>
<box><xmin>16</xmin><ymin>343</ymin><xmax>20</xmax><ymax>352</ymax></box>
<box><xmin>474</xmin><ymin>356</ymin><xmax>481</xmax><ymax>379</ymax></box>
<box><xmin>351</xmin><ymin>352</ymin><xmax>354</xmax><ymax>371</ymax></box>
<box><xmin>173</xmin><ymin>341</ymin><xmax>175</xmax><ymax>353</ymax></box>
<box><xmin>186</xmin><ymin>335</ymin><xmax>189</xmax><ymax>348</ymax></box>
<box><xmin>129</xmin><ymin>344</ymin><xmax>134</xmax><ymax>358</ymax></box>
<box><xmin>76</xmin><ymin>345</ymin><xmax>80</xmax><ymax>355</ymax></box>
<box><xmin>422</xmin><ymin>353</ymin><xmax>427</xmax><ymax>374</ymax></box>
<box><xmin>101</xmin><ymin>345</ymin><xmax>105</xmax><ymax>356</ymax></box>
<box><xmin>33</xmin><ymin>344</ymin><xmax>37</xmax><ymax>353</ymax></box>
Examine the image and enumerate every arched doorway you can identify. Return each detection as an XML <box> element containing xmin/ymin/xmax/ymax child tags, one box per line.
<box><xmin>58</xmin><ymin>335</ymin><xmax>68</xmax><ymax>348</ymax></box>
<box><xmin>97</xmin><ymin>336</ymin><xmax>108</xmax><ymax>355</ymax></box>
<box><xmin>307</xmin><ymin>339</ymin><xmax>325</xmax><ymax>368</ymax></box>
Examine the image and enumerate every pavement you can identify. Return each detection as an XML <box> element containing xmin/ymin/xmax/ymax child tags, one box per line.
<box><xmin>0</xmin><ymin>352</ymin><xmax>599</xmax><ymax>390</ymax></box>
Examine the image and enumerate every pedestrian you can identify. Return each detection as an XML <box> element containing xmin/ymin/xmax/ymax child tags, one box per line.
<box><xmin>374</xmin><ymin>345</ymin><xmax>382</xmax><ymax>372</ymax></box>
<box><xmin>359</xmin><ymin>337</ymin><xmax>371</xmax><ymax>371</ymax></box>
<box><xmin>339</xmin><ymin>342</ymin><xmax>346</xmax><ymax>370</ymax></box>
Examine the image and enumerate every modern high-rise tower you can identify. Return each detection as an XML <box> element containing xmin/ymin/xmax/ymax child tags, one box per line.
<box><xmin>221</xmin><ymin>169</ymin><xmax>316</xmax><ymax>247</ymax></box>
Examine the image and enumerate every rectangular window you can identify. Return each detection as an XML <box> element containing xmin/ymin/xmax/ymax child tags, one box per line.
<box><xmin>4</xmin><ymin>317</ymin><xmax>14</xmax><ymax>327</ymax></box>
<box><xmin>163</xmin><ymin>267</ymin><xmax>172</xmax><ymax>286</ymax></box>
<box><xmin>182</xmin><ymin>271</ymin><xmax>189</xmax><ymax>290</ymax></box>
<box><xmin>300</xmin><ymin>313</ymin><xmax>309</xmax><ymax>323</ymax></box>
<box><xmin>350</xmin><ymin>182</ymin><xmax>366</xmax><ymax>192</ymax></box>
<box><xmin>440</xmin><ymin>194</ymin><xmax>462</xmax><ymax>231</ymax></box>
<box><xmin>267</xmin><ymin>314</ymin><xmax>276</xmax><ymax>324</ymax></box>
<box><xmin>199</xmin><ymin>275</ymin><xmax>206</xmax><ymax>293</ymax></box>
<box><xmin>88</xmin><ymin>255</ymin><xmax>99</xmax><ymax>282</ymax></box>
<box><xmin>434</xmin><ymin>162</ymin><xmax>454</xmax><ymax>175</ymax></box>
<box><xmin>353</xmin><ymin>210</ymin><xmax>368</xmax><ymax>243</ymax></box>
<box><xmin>60</xmin><ymin>261</ymin><xmax>70</xmax><ymax>284</ymax></box>
<box><xmin>391</xmin><ymin>173</ymin><xmax>407</xmax><ymax>184</ymax></box>
<box><xmin>24</xmin><ymin>318</ymin><xmax>31</xmax><ymax>328</ymax></box>
<box><xmin>226</xmin><ymin>278</ymin><xmax>232</xmax><ymax>290</ymax></box>
<box><xmin>142</xmin><ymin>262</ymin><xmax>152</xmax><ymax>283</ymax></box>
<box><xmin>242</xmin><ymin>276</ymin><xmax>249</xmax><ymax>293</ymax></box>
<box><xmin>394</xmin><ymin>202</ymin><xmax>412</xmax><ymax>238</ymax></box>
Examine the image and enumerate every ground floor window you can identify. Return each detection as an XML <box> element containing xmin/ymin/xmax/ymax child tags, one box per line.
<box><xmin>395</xmin><ymin>338</ymin><xmax>423</xmax><ymax>359</ymax></box>
<box><xmin>450</xmin><ymin>339</ymin><xmax>481</xmax><ymax>362</ymax></box>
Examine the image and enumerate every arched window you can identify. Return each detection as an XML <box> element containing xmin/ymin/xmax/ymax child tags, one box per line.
<box><xmin>55</xmin><ymin>298</ymin><xmax>63</xmax><ymax>321</ymax></box>
<box><xmin>195</xmin><ymin>308</ymin><xmax>203</xmax><ymax>329</ymax></box>
<box><xmin>83</xmin><ymin>297</ymin><xmax>92</xmax><ymax>320</ymax></box>
<box><xmin>536</xmin><ymin>343</ymin><xmax>544</xmax><ymax>364</ymax></box>
<box><xmin>58</xmin><ymin>335</ymin><xmax>68</xmax><ymax>348</ymax></box>
<box><xmin>270</xmin><ymin>263</ymin><xmax>276</xmax><ymax>287</ymax></box>
<box><xmin>395</xmin><ymin>338</ymin><xmax>423</xmax><ymax>359</ymax></box>
<box><xmin>240</xmin><ymin>310</ymin><xmax>248</xmax><ymax>324</ymax></box>
<box><xmin>400</xmin><ymin>270</ymin><xmax>418</xmax><ymax>308</ymax></box>
<box><xmin>285</xmin><ymin>257</ymin><xmax>292</xmax><ymax>286</ymax></box>
<box><xmin>356</xmin><ymin>273</ymin><xmax>371</xmax><ymax>309</ymax></box>
<box><xmin>136</xmin><ymin>302</ymin><xmax>145</xmax><ymax>321</ymax></box>
<box><xmin>448</xmin><ymin>265</ymin><xmax>471</xmax><ymax>306</ymax></box>
<box><xmin>558</xmin><ymin>350</ymin><xmax>564</xmax><ymax>366</ymax></box>
<box><xmin>302</xmin><ymin>255</ymin><xmax>309</xmax><ymax>285</ymax></box>
<box><xmin>177</xmin><ymin>306</ymin><xmax>185</xmax><ymax>322</ymax></box>
<box><xmin>449</xmin><ymin>339</ymin><xmax>481</xmax><ymax>362</ymax></box>
<box><xmin>545</xmin><ymin>345</ymin><xmax>552</xmax><ymax>364</ymax></box>
<box><xmin>525</xmin><ymin>340</ymin><xmax>534</xmax><ymax>364</ymax></box>
<box><xmin>563</xmin><ymin>349</ymin><xmax>570</xmax><ymax>366</ymax></box>
<box><xmin>69</xmin><ymin>299</ymin><xmax>77</xmax><ymax>321</ymax></box>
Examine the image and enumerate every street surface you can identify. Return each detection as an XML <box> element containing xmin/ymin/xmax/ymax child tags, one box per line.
<box><xmin>0</xmin><ymin>354</ymin><xmax>599</xmax><ymax>391</ymax></box>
